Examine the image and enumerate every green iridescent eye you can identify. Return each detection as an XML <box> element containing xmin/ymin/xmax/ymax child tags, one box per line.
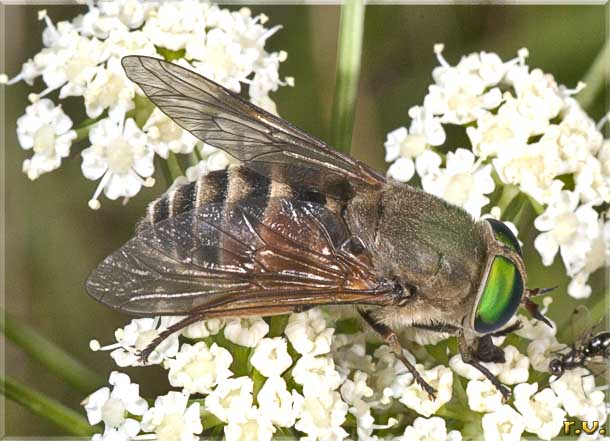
<box><xmin>487</xmin><ymin>218</ymin><xmax>522</xmax><ymax>256</ymax></box>
<box><xmin>474</xmin><ymin>256</ymin><xmax>523</xmax><ymax>334</ymax></box>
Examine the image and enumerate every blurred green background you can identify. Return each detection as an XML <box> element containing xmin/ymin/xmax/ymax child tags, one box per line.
<box><xmin>2</xmin><ymin>3</ymin><xmax>608</xmax><ymax>436</ymax></box>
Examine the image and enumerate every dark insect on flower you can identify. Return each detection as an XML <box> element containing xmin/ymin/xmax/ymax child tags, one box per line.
<box><xmin>549</xmin><ymin>306</ymin><xmax>609</xmax><ymax>381</ymax></box>
<box><xmin>86</xmin><ymin>55</ymin><xmax>554</xmax><ymax>400</ymax></box>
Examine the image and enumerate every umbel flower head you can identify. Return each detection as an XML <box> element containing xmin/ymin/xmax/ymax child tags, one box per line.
<box><xmin>2</xmin><ymin>0</ymin><xmax>292</xmax><ymax>209</ymax></box>
<box><xmin>384</xmin><ymin>45</ymin><xmax>609</xmax><ymax>299</ymax></box>
<box><xmin>5</xmin><ymin>2</ymin><xmax>608</xmax><ymax>439</ymax></box>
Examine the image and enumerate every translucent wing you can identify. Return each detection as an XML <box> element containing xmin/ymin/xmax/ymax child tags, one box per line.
<box><xmin>571</xmin><ymin>305</ymin><xmax>595</xmax><ymax>347</ymax></box>
<box><xmin>584</xmin><ymin>357</ymin><xmax>609</xmax><ymax>377</ymax></box>
<box><xmin>86</xmin><ymin>198</ymin><xmax>393</xmax><ymax>316</ymax></box>
<box><xmin>121</xmin><ymin>56</ymin><xmax>386</xmax><ymax>199</ymax></box>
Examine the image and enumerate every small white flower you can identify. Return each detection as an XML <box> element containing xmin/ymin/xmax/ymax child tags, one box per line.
<box><xmin>599</xmin><ymin>139</ymin><xmax>610</xmax><ymax>176</ymax></box>
<box><xmin>481</xmin><ymin>404</ymin><xmax>526</xmax><ymax>441</ymax></box>
<box><xmin>143</xmin><ymin>108</ymin><xmax>198</xmax><ymax>158</ymax></box>
<box><xmin>257</xmin><ymin>376</ymin><xmax>296</xmax><ymax>427</ymax></box>
<box><xmin>497</xmin><ymin>345</ymin><xmax>530</xmax><ymax>385</ymax></box>
<box><xmin>141</xmin><ymin>391</ymin><xmax>202</xmax><ymax>441</ymax></box>
<box><xmin>466</xmin><ymin>379</ymin><xmax>503</xmax><ymax>413</ymax></box>
<box><xmin>82</xmin><ymin>116</ymin><xmax>154</xmax><ymax>208</ymax></box>
<box><xmin>507</xmin><ymin>65</ymin><xmax>563</xmax><ymax>135</ymax></box>
<box><xmin>384</xmin><ymin>126</ymin><xmax>426</xmax><ymax>182</ymax></box>
<box><xmin>84</xmin><ymin>57</ymin><xmax>135</xmax><ymax>119</ymax></box>
<box><xmin>91</xmin><ymin>426</ymin><xmax>141</xmax><ymax>441</ymax></box>
<box><xmin>204</xmin><ymin>377</ymin><xmax>254</xmax><ymax>424</ymax></box>
<box><xmin>166</xmin><ymin>342</ymin><xmax>233</xmax><ymax>395</ymax></box>
<box><xmin>182</xmin><ymin>318</ymin><xmax>224</xmax><ymax>339</ymax></box>
<box><xmin>224</xmin><ymin>407</ymin><xmax>276</xmax><ymax>441</ymax></box>
<box><xmin>102</xmin><ymin>317</ymin><xmax>181</xmax><ymax>367</ymax></box>
<box><xmin>513</xmin><ymin>382</ymin><xmax>566</xmax><ymax>440</ymax></box>
<box><xmin>575</xmin><ymin>156</ymin><xmax>610</xmax><ymax>205</ymax></box>
<box><xmin>567</xmin><ymin>219</ymin><xmax>610</xmax><ymax>299</ymax></box>
<box><xmin>142</xmin><ymin>1</ymin><xmax>207</xmax><ymax>51</ymax></box>
<box><xmin>52</xmin><ymin>36</ymin><xmax>110</xmax><ymax>98</ymax></box>
<box><xmin>527</xmin><ymin>337</ymin><xmax>565</xmax><ymax>372</ymax></box>
<box><xmin>105</xmin><ymin>29</ymin><xmax>156</xmax><ymax>60</ymax></box>
<box><xmin>371</xmin><ymin>345</ymin><xmax>411</xmax><ymax>405</ymax></box>
<box><xmin>1</xmin><ymin>58</ymin><xmax>41</xmax><ymax>86</ymax></box>
<box><xmin>419</xmin><ymin>148</ymin><xmax>495</xmax><ymax>218</ymax></box>
<box><xmin>551</xmin><ymin>369</ymin><xmax>608</xmax><ymax>422</ymax></box>
<box><xmin>292</xmin><ymin>355</ymin><xmax>343</xmax><ymax>396</ymax></box>
<box><xmin>293</xmin><ymin>388</ymin><xmax>349</xmax><ymax>441</ymax></box>
<box><xmin>184</xmin><ymin>160</ymin><xmax>209</xmax><ymax>183</ymax></box>
<box><xmin>83</xmin><ymin>371</ymin><xmax>147</xmax><ymax>438</ymax></box>
<box><xmin>408</xmin><ymin>105</ymin><xmax>446</xmax><ymax>146</ymax></box>
<box><xmin>340</xmin><ymin>371</ymin><xmax>376</xmax><ymax>440</ymax></box>
<box><xmin>79</xmin><ymin>5</ymin><xmax>127</xmax><ymax>40</ymax></box>
<box><xmin>223</xmin><ymin>317</ymin><xmax>269</xmax><ymax>347</ymax></box>
<box><xmin>396</xmin><ymin>416</ymin><xmax>462</xmax><ymax>441</ymax></box>
<box><xmin>285</xmin><ymin>309</ymin><xmax>334</xmax><ymax>356</ymax></box>
<box><xmin>466</xmin><ymin>103</ymin><xmax>530</xmax><ymax>160</ymax></box>
<box><xmin>90</xmin><ymin>0</ymin><xmax>151</xmax><ymax>34</ymax></box>
<box><xmin>332</xmin><ymin>334</ymin><xmax>375</xmax><ymax>375</ymax></box>
<box><xmin>493</xmin><ymin>138</ymin><xmax>563</xmax><ymax>205</ymax></box>
<box><xmin>392</xmin><ymin>365</ymin><xmax>453</xmax><ymax>417</ymax></box>
<box><xmin>534</xmin><ymin>190</ymin><xmax>599</xmax><ymax>275</ymax></box>
<box><xmin>425</xmin><ymin>61</ymin><xmax>503</xmax><ymax>125</ymax></box>
<box><xmin>514</xmin><ymin>311</ymin><xmax>556</xmax><ymax>341</ymax></box>
<box><xmin>250</xmin><ymin>337</ymin><xmax>293</xmax><ymax>377</ymax></box>
<box><xmin>16</xmin><ymin>99</ymin><xmax>76</xmax><ymax>180</ymax></box>
<box><xmin>449</xmin><ymin>353</ymin><xmax>502</xmax><ymax>381</ymax></box>
<box><xmin>467</xmin><ymin>51</ymin><xmax>508</xmax><ymax>86</ymax></box>
<box><xmin>556</xmin><ymin>100</ymin><xmax>604</xmax><ymax>172</ymax></box>
<box><xmin>206</xmin><ymin>150</ymin><xmax>235</xmax><ymax>171</ymax></box>
<box><xmin>190</xmin><ymin>28</ymin><xmax>257</xmax><ymax>92</ymax></box>
<box><xmin>387</xmin><ymin>157</ymin><xmax>416</xmax><ymax>183</ymax></box>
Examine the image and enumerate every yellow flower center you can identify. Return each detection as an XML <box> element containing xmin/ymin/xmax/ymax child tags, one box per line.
<box><xmin>444</xmin><ymin>172</ymin><xmax>474</xmax><ymax>205</ymax></box>
<box><xmin>156</xmin><ymin>413</ymin><xmax>186</xmax><ymax>441</ymax></box>
<box><xmin>33</xmin><ymin>124</ymin><xmax>57</xmax><ymax>155</ymax></box>
<box><xmin>106</xmin><ymin>138</ymin><xmax>135</xmax><ymax>174</ymax></box>
<box><xmin>101</xmin><ymin>397</ymin><xmax>126</xmax><ymax>427</ymax></box>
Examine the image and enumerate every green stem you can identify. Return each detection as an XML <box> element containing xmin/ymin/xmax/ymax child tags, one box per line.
<box><xmin>1</xmin><ymin>375</ymin><xmax>98</xmax><ymax>436</ymax></box>
<box><xmin>155</xmin><ymin>156</ymin><xmax>173</xmax><ymax>187</ymax></box>
<box><xmin>0</xmin><ymin>308</ymin><xmax>104</xmax><ymax>393</ymax></box>
<box><xmin>199</xmin><ymin>408</ymin><xmax>224</xmax><ymax>430</ymax></box>
<box><xmin>577</xmin><ymin>37</ymin><xmax>610</xmax><ymax>110</ymax></box>
<box><xmin>167</xmin><ymin>152</ymin><xmax>184</xmax><ymax>181</ymax></box>
<box><xmin>526</xmin><ymin>194</ymin><xmax>545</xmax><ymax>216</ymax></box>
<box><xmin>330</xmin><ymin>0</ymin><xmax>365</xmax><ymax>154</ymax></box>
<box><xmin>435</xmin><ymin>406</ymin><xmax>467</xmax><ymax>421</ymax></box>
<box><xmin>496</xmin><ymin>184</ymin><xmax>520</xmax><ymax>216</ymax></box>
<box><xmin>74</xmin><ymin>116</ymin><xmax>105</xmax><ymax>141</ymax></box>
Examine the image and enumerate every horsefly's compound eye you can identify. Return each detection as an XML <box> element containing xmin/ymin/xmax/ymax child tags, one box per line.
<box><xmin>475</xmin><ymin>256</ymin><xmax>524</xmax><ymax>334</ymax></box>
<box><xmin>486</xmin><ymin>218</ymin><xmax>522</xmax><ymax>257</ymax></box>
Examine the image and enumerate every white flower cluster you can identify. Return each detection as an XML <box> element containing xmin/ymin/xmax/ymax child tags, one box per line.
<box><xmin>3</xmin><ymin>0</ymin><xmax>291</xmax><ymax>209</ymax></box>
<box><xmin>455</xmin><ymin>303</ymin><xmax>607</xmax><ymax>441</ymax></box>
<box><xmin>385</xmin><ymin>45</ymin><xmax>609</xmax><ymax>299</ymax></box>
<box><xmin>86</xmin><ymin>310</ymin><xmax>349</xmax><ymax>441</ymax></box>
<box><xmin>85</xmin><ymin>301</ymin><xmax>608</xmax><ymax>441</ymax></box>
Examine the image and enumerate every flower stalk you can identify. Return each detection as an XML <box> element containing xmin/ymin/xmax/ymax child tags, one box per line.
<box><xmin>1</xmin><ymin>374</ymin><xmax>98</xmax><ymax>436</ymax></box>
<box><xmin>0</xmin><ymin>308</ymin><xmax>104</xmax><ymax>393</ymax></box>
<box><xmin>577</xmin><ymin>37</ymin><xmax>610</xmax><ymax>110</ymax></box>
<box><xmin>330</xmin><ymin>0</ymin><xmax>366</xmax><ymax>154</ymax></box>
<box><xmin>166</xmin><ymin>152</ymin><xmax>185</xmax><ymax>182</ymax></box>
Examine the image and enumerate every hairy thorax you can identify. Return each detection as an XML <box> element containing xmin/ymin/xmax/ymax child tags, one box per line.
<box><xmin>346</xmin><ymin>184</ymin><xmax>489</xmax><ymax>330</ymax></box>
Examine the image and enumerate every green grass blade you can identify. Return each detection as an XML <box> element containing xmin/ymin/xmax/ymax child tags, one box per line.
<box><xmin>330</xmin><ymin>0</ymin><xmax>366</xmax><ymax>154</ymax></box>
<box><xmin>1</xmin><ymin>308</ymin><xmax>104</xmax><ymax>393</ymax></box>
<box><xmin>1</xmin><ymin>375</ymin><xmax>98</xmax><ymax>436</ymax></box>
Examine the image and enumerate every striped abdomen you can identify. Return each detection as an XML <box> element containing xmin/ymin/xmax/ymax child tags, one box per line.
<box><xmin>139</xmin><ymin>165</ymin><xmax>341</xmax><ymax>230</ymax></box>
